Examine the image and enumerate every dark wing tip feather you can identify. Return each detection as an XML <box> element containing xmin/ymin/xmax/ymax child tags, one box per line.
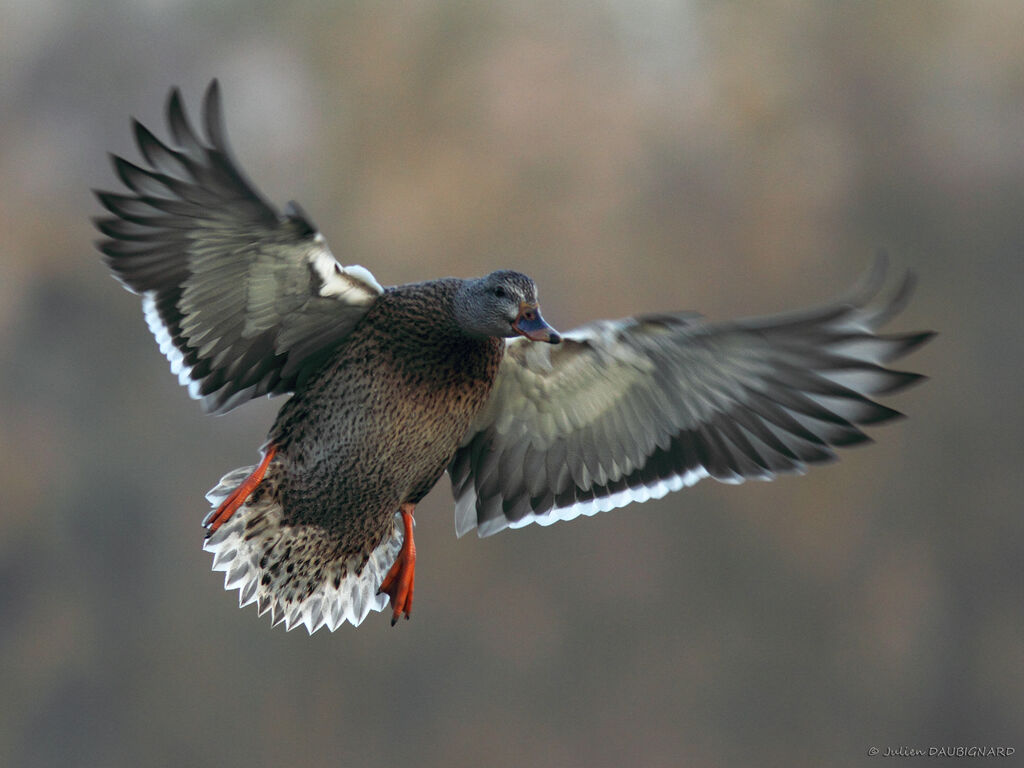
<box><xmin>130</xmin><ymin>116</ymin><xmax>151</xmax><ymax>147</ymax></box>
<box><xmin>909</xmin><ymin>329</ymin><xmax>938</xmax><ymax>349</ymax></box>
<box><xmin>90</xmin><ymin>190</ymin><xmax>112</xmax><ymax>211</ymax></box>
<box><xmin>860</xmin><ymin>407</ymin><xmax>906</xmax><ymax>426</ymax></box>
<box><xmin>165</xmin><ymin>87</ymin><xmax>184</xmax><ymax>127</ymax></box>
<box><xmin>95</xmin><ymin>190</ymin><xmax>148</xmax><ymax>219</ymax></box>
<box><xmin>131</xmin><ymin>118</ymin><xmax>177</xmax><ymax>174</ymax></box>
<box><xmin>828</xmin><ymin>430</ymin><xmax>874</xmax><ymax>449</ymax></box>
<box><xmin>111</xmin><ymin>154</ymin><xmax>165</xmax><ymax>197</ymax></box>
<box><xmin>202</xmin><ymin>79</ymin><xmax>227</xmax><ymax>149</ymax></box>
<box><xmin>876</xmin><ymin>330</ymin><xmax>938</xmax><ymax>362</ymax></box>
<box><xmin>165</xmin><ymin>87</ymin><xmax>189</xmax><ymax>141</ymax></box>
<box><xmin>94</xmin><ymin>189</ymin><xmax>119</xmax><ymax>211</ymax></box>
<box><xmin>871</xmin><ymin>369</ymin><xmax>928</xmax><ymax>395</ymax></box>
<box><xmin>110</xmin><ymin>153</ymin><xmax>138</xmax><ymax>189</ymax></box>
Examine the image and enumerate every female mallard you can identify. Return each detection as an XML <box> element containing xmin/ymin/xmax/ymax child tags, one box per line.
<box><xmin>95</xmin><ymin>81</ymin><xmax>932</xmax><ymax>632</ymax></box>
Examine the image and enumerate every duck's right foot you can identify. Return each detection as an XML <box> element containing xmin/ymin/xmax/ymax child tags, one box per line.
<box><xmin>378</xmin><ymin>503</ymin><xmax>416</xmax><ymax>625</ymax></box>
<box><xmin>203</xmin><ymin>445</ymin><xmax>277</xmax><ymax>535</ymax></box>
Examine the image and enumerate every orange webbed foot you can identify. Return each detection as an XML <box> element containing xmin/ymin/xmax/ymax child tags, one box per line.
<box><xmin>378</xmin><ymin>503</ymin><xmax>416</xmax><ymax>625</ymax></box>
<box><xmin>204</xmin><ymin>445</ymin><xmax>277</xmax><ymax>535</ymax></box>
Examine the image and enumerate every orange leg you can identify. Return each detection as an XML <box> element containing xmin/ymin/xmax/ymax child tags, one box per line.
<box><xmin>378</xmin><ymin>503</ymin><xmax>416</xmax><ymax>625</ymax></box>
<box><xmin>204</xmin><ymin>445</ymin><xmax>277</xmax><ymax>535</ymax></box>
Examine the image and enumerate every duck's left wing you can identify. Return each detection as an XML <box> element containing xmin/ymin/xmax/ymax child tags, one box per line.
<box><xmin>450</xmin><ymin>258</ymin><xmax>933</xmax><ymax>537</ymax></box>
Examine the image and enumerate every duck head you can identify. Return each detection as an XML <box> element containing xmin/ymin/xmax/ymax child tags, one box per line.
<box><xmin>454</xmin><ymin>270</ymin><xmax>561</xmax><ymax>344</ymax></box>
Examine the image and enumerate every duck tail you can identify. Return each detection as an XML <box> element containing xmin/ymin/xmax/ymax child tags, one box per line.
<box><xmin>201</xmin><ymin>464</ymin><xmax>403</xmax><ymax>632</ymax></box>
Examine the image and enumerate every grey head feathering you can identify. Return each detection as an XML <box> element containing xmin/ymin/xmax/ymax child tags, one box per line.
<box><xmin>453</xmin><ymin>270</ymin><xmax>561</xmax><ymax>343</ymax></box>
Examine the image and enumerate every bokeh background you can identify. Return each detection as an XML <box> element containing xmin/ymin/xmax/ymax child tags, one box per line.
<box><xmin>2</xmin><ymin>2</ymin><xmax>1021</xmax><ymax>766</ymax></box>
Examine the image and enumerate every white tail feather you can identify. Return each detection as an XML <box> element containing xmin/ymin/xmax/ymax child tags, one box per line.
<box><xmin>203</xmin><ymin>466</ymin><xmax>403</xmax><ymax>632</ymax></box>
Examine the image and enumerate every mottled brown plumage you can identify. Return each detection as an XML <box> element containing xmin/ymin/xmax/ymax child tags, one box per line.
<box><xmin>95</xmin><ymin>81</ymin><xmax>933</xmax><ymax>633</ymax></box>
<box><xmin>261</xmin><ymin>281</ymin><xmax>504</xmax><ymax>590</ymax></box>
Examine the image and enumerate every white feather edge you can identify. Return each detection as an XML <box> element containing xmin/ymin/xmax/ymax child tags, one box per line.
<box><xmin>142</xmin><ymin>291</ymin><xmax>204</xmax><ymax>401</ymax></box>
<box><xmin>455</xmin><ymin>466</ymin><xmax>711</xmax><ymax>538</ymax></box>
<box><xmin>202</xmin><ymin>466</ymin><xmax>402</xmax><ymax>633</ymax></box>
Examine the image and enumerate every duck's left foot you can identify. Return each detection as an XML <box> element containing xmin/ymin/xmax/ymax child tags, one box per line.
<box><xmin>378</xmin><ymin>503</ymin><xmax>416</xmax><ymax>625</ymax></box>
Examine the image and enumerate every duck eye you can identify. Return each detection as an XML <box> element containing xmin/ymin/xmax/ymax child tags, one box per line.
<box><xmin>492</xmin><ymin>286</ymin><xmax>507</xmax><ymax>299</ymax></box>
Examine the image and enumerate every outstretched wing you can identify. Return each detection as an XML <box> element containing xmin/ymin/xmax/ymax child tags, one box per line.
<box><xmin>450</xmin><ymin>257</ymin><xmax>934</xmax><ymax>537</ymax></box>
<box><xmin>94</xmin><ymin>80</ymin><xmax>382</xmax><ymax>414</ymax></box>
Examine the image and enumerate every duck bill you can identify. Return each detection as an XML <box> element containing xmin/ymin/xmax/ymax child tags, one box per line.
<box><xmin>512</xmin><ymin>303</ymin><xmax>561</xmax><ymax>344</ymax></box>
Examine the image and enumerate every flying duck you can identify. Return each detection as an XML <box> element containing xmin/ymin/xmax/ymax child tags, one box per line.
<box><xmin>94</xmin><ymin>81</ymin><xmax>933</xmax><ymax>632</ymax></box>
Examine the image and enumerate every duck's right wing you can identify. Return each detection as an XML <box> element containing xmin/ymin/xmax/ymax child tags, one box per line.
<box><xmin>94</xmin><ymin>80</ymin><xmax>382</xmax><ymax>414</ymax></box>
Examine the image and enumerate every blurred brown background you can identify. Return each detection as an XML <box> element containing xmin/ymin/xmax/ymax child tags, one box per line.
<box><xmin>1</xmin><ymin>2</ymin><xmax>1020</xmax><ymax>767</ymax></box>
